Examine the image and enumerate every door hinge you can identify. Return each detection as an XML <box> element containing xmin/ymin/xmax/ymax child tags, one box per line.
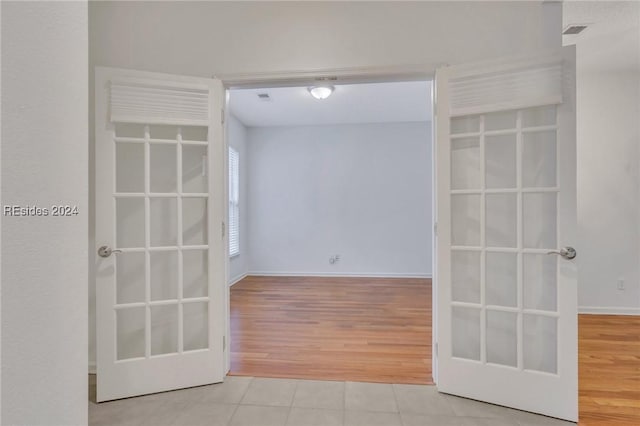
<box><xmin>222</xmin><ymin>221</ymin><xmax>226</xmax><ymax>238</ymax></box>
<box><xmin>221</xmin><ymin>109</ymin><xmax>225</xmax><ymax>124</ymax></box>
<box><xmin>434</xmin><ymin>222</ymin><xmax>438</xmax><ymax>236</ymax></box>
<box><xmin>434</xmin><ymin>342</ymin><xmax>438</xmax><ymax>356</ymax></box>
<box><xmin>223</xmin><ymin>336</ymin><xmax>226</xmax><ymax>351</ymax></box>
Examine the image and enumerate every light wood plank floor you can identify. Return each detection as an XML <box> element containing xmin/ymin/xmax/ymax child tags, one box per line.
<box><xmin>230</xmin><ymin>276</ymin><xmax>640</xmax><ymax>424</ymax></box>
<box><xmin>229</xmin><ymin>275</ymin><xmax>432</xmax><ymax>384</ymax></box>
<box><xmin>578</xmin><ymin>314</ymin><xmax>640</xmax><ymax>425</ymax></box>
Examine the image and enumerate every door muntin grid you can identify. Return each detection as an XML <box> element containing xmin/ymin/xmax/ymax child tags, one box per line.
<box><xmin>113</xmin><ymin>123</ymin><xmax>210</xmax><ymax>361</ymax></box>
<box><xmin>449</xmin><ymin>105</ymin><xmax>560</xmax><ymax>374</ymax></box>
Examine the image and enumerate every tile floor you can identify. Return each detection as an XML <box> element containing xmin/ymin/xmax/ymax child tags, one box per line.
<box><xmin>89</xmin><ymin>375</ymin><xmax>575</xmax><ymax>426</ymax></box>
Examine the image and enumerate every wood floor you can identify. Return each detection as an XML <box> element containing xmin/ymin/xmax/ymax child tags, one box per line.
<box><xmin>229</xmin><ymin>275</ymin><xmax>432</xmax><ymax>384</ymax></box>
<box><xmin>578</xmin><ymin>314</ymin><xmax>640</xmax><ymax>425</ymax></box>
<box><xmin>230</xmin><ymin>276</ymin><xmax>640</xmax><ymax>424</ymax></box>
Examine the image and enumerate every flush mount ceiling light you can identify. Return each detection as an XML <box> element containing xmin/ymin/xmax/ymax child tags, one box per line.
<box><xmin>308</xmin><ymin>85</ymin><xmax>334</xmax><ymax>100</ymax></box>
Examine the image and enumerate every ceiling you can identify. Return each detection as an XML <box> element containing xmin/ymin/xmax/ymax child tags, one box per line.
<box><xmin>228</xmin><ymin>81</ymin><xmax>432</xmax><ymax>127</ymax></box>
<box><xmin>563</xmin><ymin>0</ymin><xmax>640</xmax><ymax>72</ymax></box>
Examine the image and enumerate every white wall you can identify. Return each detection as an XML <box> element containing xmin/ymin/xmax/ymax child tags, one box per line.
<box><xmin>577</xmin><ymin>72</ymin><xmax>640</xmax><ymax>313</ymax></box>
<box><xmin>572</xmin><ymin>3</ymin><xmax>640</xmax><ymax>314</ymax></box>
<box><xmin>246</xmin><ymin>122</ymin><xmax>432</xmax><ymax>277</ymax></box>
<box><xmin>1</xmin><ymin>2</ymin><xmax>88</xmax><ymax>425</ymax></box>
<box><xmin>228</xmin><ymin>114</ymin><xmax>250</xmax><ymax>284</ymax></box>
<box><xmin>90</xmin><ymin>1</ymin><xmax>561</xmax><ymax>77</ymax></box>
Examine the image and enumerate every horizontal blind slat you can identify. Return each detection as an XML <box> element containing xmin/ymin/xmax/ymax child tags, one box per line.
<box><xmin>110</xmin><ymin>81</ymin><xmax>210</xmax><ymax>125</ymax></box>
<box><xmin>449</xmin><ymin>61</ymin><xmax>563</xmax><ymax>116</ymax></box>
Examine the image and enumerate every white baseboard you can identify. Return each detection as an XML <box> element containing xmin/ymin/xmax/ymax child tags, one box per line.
<box><xmin>89</xmin><ymin>362</ymin><xmax>96</xmax><ymax>375</ymax></box>
<box><xmin>579</xmin><ymin>306</ymin><xmax>640</xmax><ymax>315</ymax></box>
<box><xmin>229</xmin><ymin>273</ymin><xmax>248</xmax><ymax>286</ymax></box>
<box><xmin>247</xmin><ymin>271</ymin><xmax>432</xmax><ymax>279</ymax></box>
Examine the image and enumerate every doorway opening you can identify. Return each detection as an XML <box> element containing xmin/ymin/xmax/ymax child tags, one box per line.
<box><xmin>224</xmin><ymin>79</ymin><xmax>435</xmax><ymax>384</ymax></box>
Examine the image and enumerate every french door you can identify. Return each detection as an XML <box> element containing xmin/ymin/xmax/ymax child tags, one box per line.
<box><xmin>435</xmin><ymin>48</ymin><xmax>578</xmax><ymax>421</ymax></box>
<box><xmin>95</xmin><ymin>67</ymin><xmax>226</xmax><ymax>402</ymax></box>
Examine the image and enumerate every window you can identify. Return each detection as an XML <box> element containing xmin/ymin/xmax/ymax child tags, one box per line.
<box><xmin>228</xmin><ymin>147</ymin><xmax>240</xmax><ymax>257</ymax></box>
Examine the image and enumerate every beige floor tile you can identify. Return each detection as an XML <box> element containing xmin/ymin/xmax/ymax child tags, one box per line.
<box><xmin>285</xmin><ymin>407</ymin><xmax>343</xmax><ymax>426</ymax></box>
<box><xmin>171</xmin><ymin>402</ymin><xmax>237</xmax><ymax>426</ymax></box>
<box><xmin>344</xmin><ymin>382</ymin><xmax>398</xmax><ymax>413</ymax></box>
<box><xmin>401</xmin><ymin>413</ymin><xmax>469</xmax><ymax>426</ymax></box>
<box><xmin>292</xmin><ymin>380</ymin><xmax>345</xmax><ymax>410</ymax></box>
<box><xmin>393</xmin><ymin>384</ymin><xmax>454</xmax><ymax>416</ymax></box>
<box><xmin>344</xmin><ymin>410</ymin><xmax>402</xmax><ymax>426</ymax></box>
<box><xmin>446</xmin><ymin>395</ymin><xmax>515</xmax><ymax>418</ymax></box>
<box><xmin>241</xmin><ymin>378</ymin><xmax>298</xmax><ymax>407</ymax></box>
<box><xmin>198</xmin><ymin>377</ymin><xmax>254</xmax><ymax>404</ymax></box>
<box><xmin>229</xmin><ymin>405</ymin><xmax>289</xmax><ymax>426</ymax></box>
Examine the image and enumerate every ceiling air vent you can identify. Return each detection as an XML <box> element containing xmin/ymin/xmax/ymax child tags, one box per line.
<box><xmin>563</xmin><ymin>24</ymin><xmax>588</xmax><ymax>35</ymax></box>
<box><xmin>257</xmin><ymin>93</ymin><xmax>271</xmax><ymax>102</ymax></box>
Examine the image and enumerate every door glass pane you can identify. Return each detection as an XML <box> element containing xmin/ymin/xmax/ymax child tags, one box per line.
<box><xmin>115</xmin><ymin>123</ymin><xmax>145</xmax><ymax>138</ymax></box>
<box><xmin>183</xmin><ymin>302</ymin><xmax>209</xmax><ymax>351</ymax></box>
<box><xmin>181</xmin><ymin>126</ymin><xmax>208</xmax><ymax>142</ymax></box>
<box><xmin>150</xmin><ymin>197</ymin><xmax>178</xmax><ymax>247</ymax></box>
<box><xmin>451</xmin><ymin>137</ymin><xmax>480</xmax><ymax>190</ymax></box>
<box><xmin>522</xmin><ymin>105</ymin><xmax>556</xmax><ymax>127</ymax></box>
<box><xmin>183</xmin><ymin>198</ymin><xmax>208</xmax><ymax>246</ymax></box>
<box><xmin>486</xmin><ymin>252</ymin><xmax>517</xmax><ymax>307</ymax></box>
<box><xmin>117</xmin><ymin>307</ymin><xmax>145</xmax><ymax>360</ymax></box>
<box><xmin>182</xmin><ymin>145</ymin><xmax>208</xmax><ymax>193</ymax></box>
<box><xmin>151</xmin><ymin>304</ymin><xmax>179</xmax><ymax>355</ymax></box>
<box><xmin>452</xmin><ymin>306</ymin><xmax>481</xmax><ymax>361</ymax></box>
<box><xmin>150</xmin><ymin>144</ymin><xmax>177</xmax><ymax>193</ymax></box>
<box><xmin>524</xmin><ymin>314</ymin><xmax>557</xmax><ymax>374</ymax></box>
<box><xmin>150</xmin><ymin>251</ymin><xmax>178</xmax><ymax>301</ymax></box>
<box><xmin>116</xmin><ymin>252</ymin><xmax>145</xmax><ymax>304</ymax></box>
<box><xmin>485</xmin><ymin>134</ymin><xmax>516</xmax><ymax>189</ymax></box>
<box><xmin>451</xmin><ymin>194</ymin><xmax>480</xmax><ymax>246</ymax></box>
<box><xmin>484</xmin><ymin>111</ymin><xmax>516</xmax><ymax>131</ymax></box>
<box><xmin>150</xmin><ymin>125</ymin><xmax>179</xmax><ymax>140</ymax></box>
<box><xmin>451</xmin><ymin>250</ymin><xmax>480</xmax><ymax>303</ymax></box>
<box><xmin>486</xmin><ymin>194</ymin><xmax>517</xmax><ymax>248</ymax></box>
<box><xmin>522</xmin><ymin>131</ymin><xmax>557</xmax><ymax>188</ymax></box>
<box><xmin>524</xmin><ymin>254</ymin><xmax>557</xmax><ymax>311</ymax></box>
<box><xmin>116</xmin><ymin>143</ymin><xmax>145</xmax><ymax>193</ymax></box>
<box><xmin>116</xmin><ymin>198</ymin><xmax>145</xmax><ymax>248</ymax></box>
<box><xmin>486</xmin><ymin>310</ymin><xmax>517</xmax><ymax>367</ymax></box>
<box><xmin>523</xmin><ymin>193</ymin><xmax>557</xmax><ymax>249</ymax></box>
<box><xmin>451</xmin><ymin>115</ymin><xmax>480</xmax><ymax>134</ymax></box>
<box><xmin>183</xmin><ymin>249</ymin><xmax>208</xmax><ymax>298</ymax></box>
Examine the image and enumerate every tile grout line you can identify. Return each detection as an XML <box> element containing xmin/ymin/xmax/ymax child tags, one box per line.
<box><xmin>226</xmin><ymin>401</ymin><xmax>241</xmax><ymax>426</ymax></box>
<box><xmin>282</xmin><ymin>379</ymin><xmax>298</xmax><ymax>426</ymax></box>
<box><xmin>390</xmin><ymin>383</ymin><xmax>403</xmax><ymax>425</ymax></box>
<box><xmin>236</xmin><ymin>376</ymin><xmax>254</xmax><ymax>405</ymax></box>
<box><xmin>342</xmin><ymin>381</ymin><xmax>347</xmax><ymax>425</ymax></box>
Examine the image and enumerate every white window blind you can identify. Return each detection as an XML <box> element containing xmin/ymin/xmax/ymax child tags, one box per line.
<box><xmin>448</xmin><ymin>53</ymin><xmax>564</xmax><ymax>117</ymax></box>
<box><xmin>229</xmin><ymin>147</ymin><xmax>240</xmax><ymax>257</ymax></box>
<box><xmin>110</xmin><ymin>78</ymin><xmax>211</xmax><ymax>125</ymax></box>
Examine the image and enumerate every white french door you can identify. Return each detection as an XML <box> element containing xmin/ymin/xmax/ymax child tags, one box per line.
<box><xmin>95</xmin><ymin>67</ymin><xmax>226</xmax><ymax>402</ymax></box>
<box><xmin>435</xmin><ymin>48</ymin><xmax>578</xmax><ymax>421</ymax></box>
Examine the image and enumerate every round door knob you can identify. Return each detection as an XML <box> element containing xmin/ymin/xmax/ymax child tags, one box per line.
<box><xmin>98</xmin><ymin>245</ymin><xmax>122</xmax><ymax>258</ymax></box>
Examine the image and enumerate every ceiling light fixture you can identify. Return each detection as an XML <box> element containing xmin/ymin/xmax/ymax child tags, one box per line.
<box><xmin>308</xmin><ymin>85</ymin><xmax>334</xmax><ymax>100</ymax></box>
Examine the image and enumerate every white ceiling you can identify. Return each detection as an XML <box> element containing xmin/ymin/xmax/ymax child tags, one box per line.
<box><xmin>229</xmin><ymin>81</ymin><xmax>432</xmax><ymax>127</ymax></box>
<box><xmin>563</xmin><ymin>1</ymin><xmax>640</xmax><ymax>72</ymax></box>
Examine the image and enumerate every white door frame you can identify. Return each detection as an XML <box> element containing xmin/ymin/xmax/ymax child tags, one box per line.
<box><xmin>217</xmin><ymin>63</ymin><xmax>438</xmax><ymax>376</ymax></box>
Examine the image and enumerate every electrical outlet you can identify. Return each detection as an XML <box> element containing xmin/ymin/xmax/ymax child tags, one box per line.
<box><xmin>617</xmin><ymin>278</ymin><xmax>625</xmax><ymax>290</ymax></box>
